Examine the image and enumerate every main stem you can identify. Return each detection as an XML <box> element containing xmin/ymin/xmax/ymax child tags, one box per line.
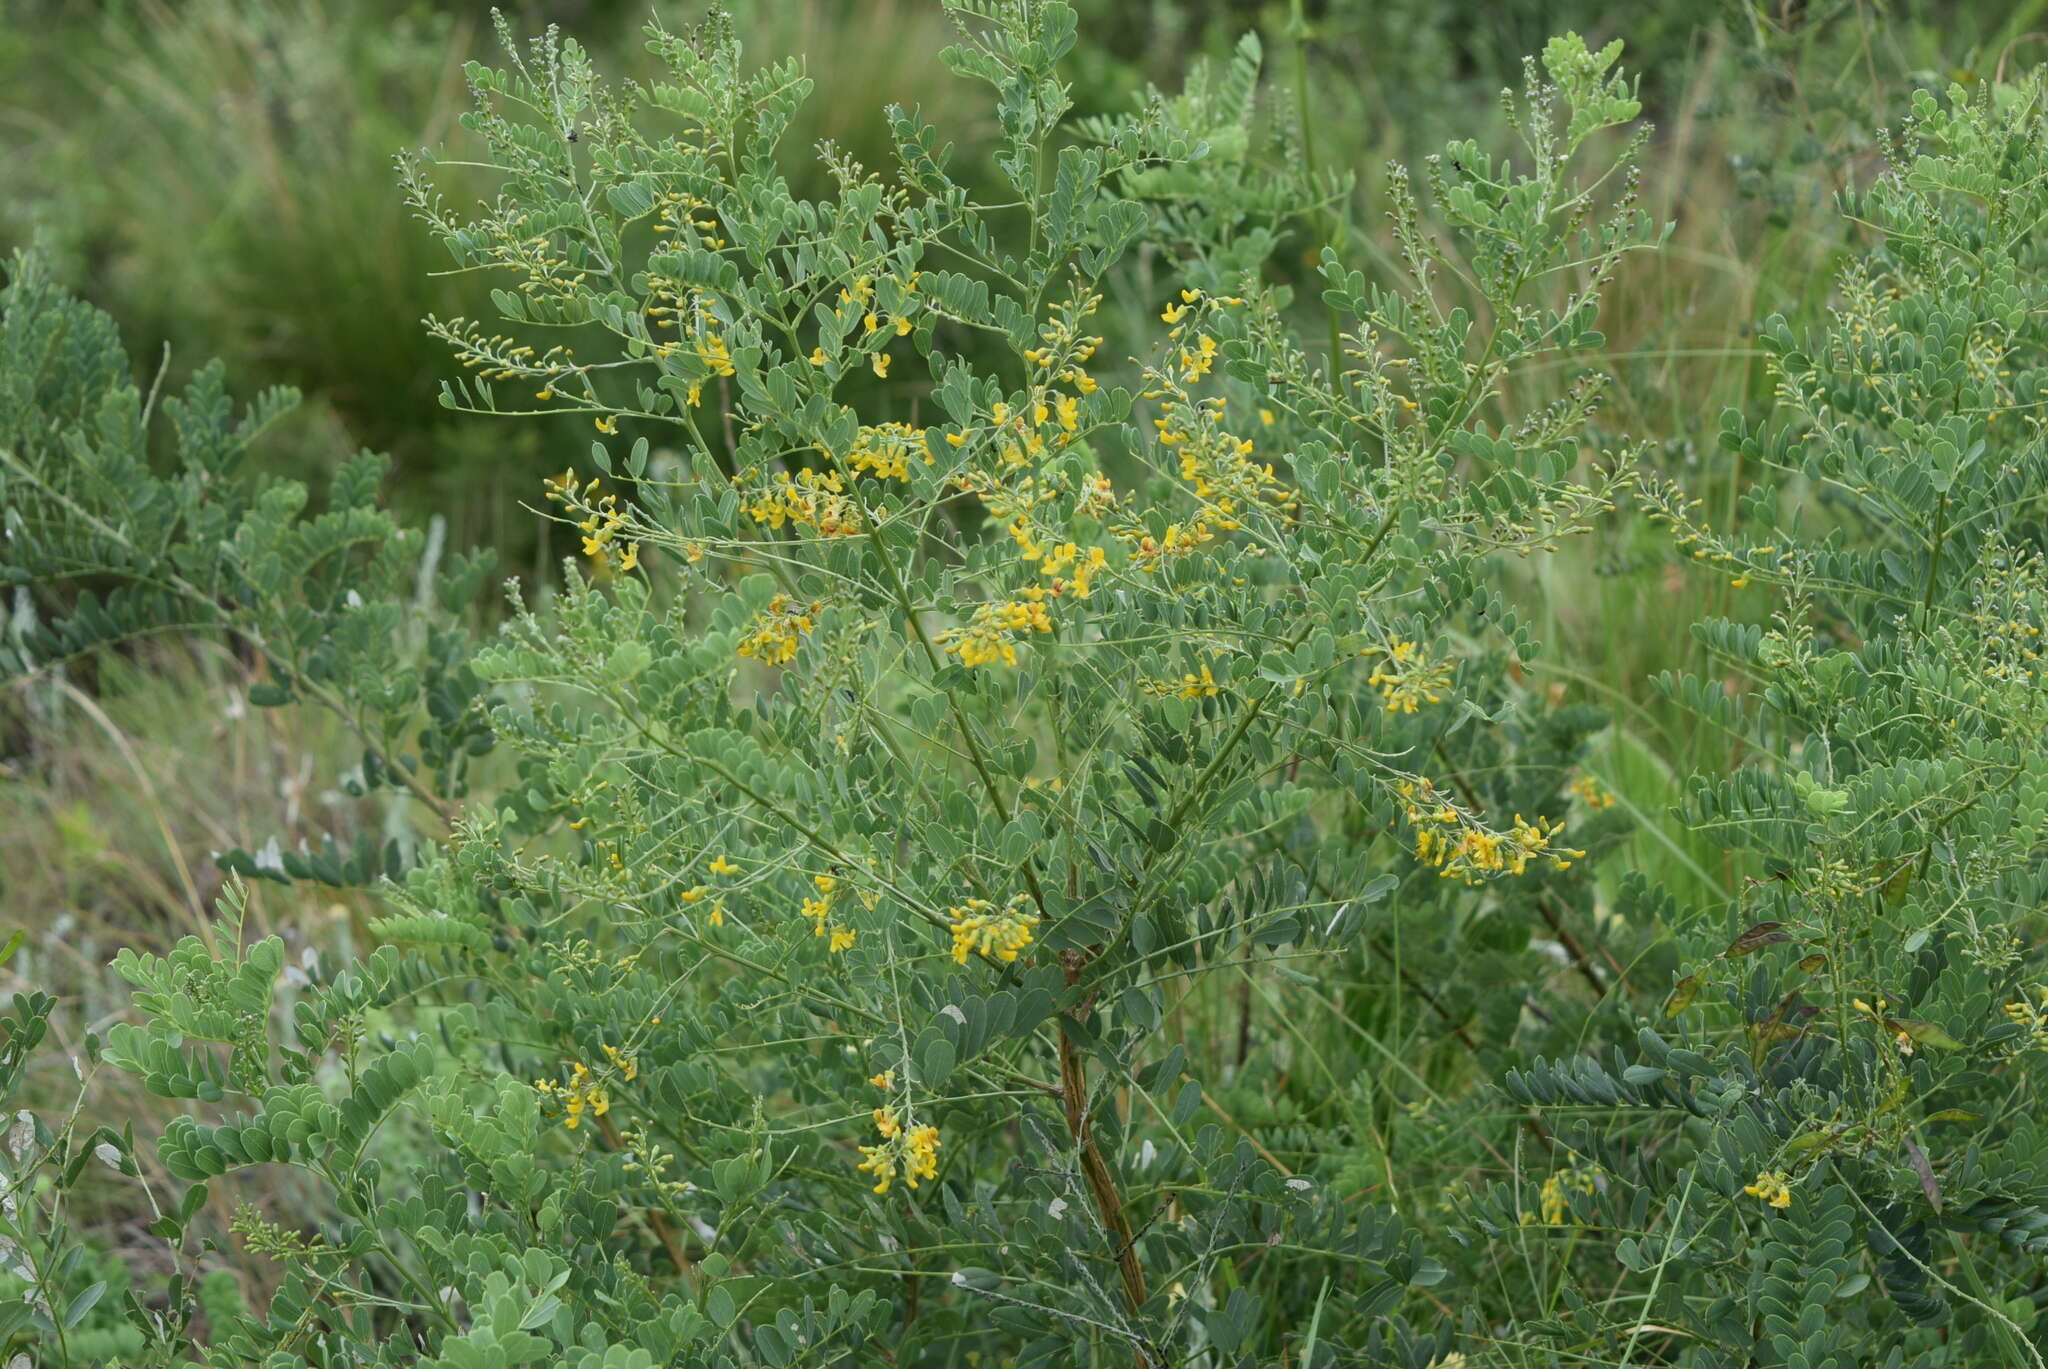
<box><xmin>1056</xmin><ymin>961</ymin><xmax>1152</xmax><ymax>1366</ymax></box>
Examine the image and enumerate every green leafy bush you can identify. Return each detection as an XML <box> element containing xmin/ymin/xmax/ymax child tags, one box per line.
<box><xmin>4</xmin><ymin>5</ymin><xmax>2048</xmax><ymax>1367</ymax></box>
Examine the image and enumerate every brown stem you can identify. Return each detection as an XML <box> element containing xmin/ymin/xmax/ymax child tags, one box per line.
<box><xmin>1056</xmin><ymin>957</ymin><xmax>1151</xmax><ymax>1365</ymax></box>
<box><xmin>1535</xmin><ymin>894</ymin><xmax>1616</xmax><ymax>1000</ymax></box>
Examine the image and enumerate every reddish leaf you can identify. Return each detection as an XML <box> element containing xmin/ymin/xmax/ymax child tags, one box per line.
<box><xmin>1663</xmin><ymin>974</ymin><xmax>1701</xmax><ymax>1018</ymax></box>
<box><xmin>1724</xmin><ymin>922</ymin><xmax>1792</xmax><ymax>958</ymax></box>
<box><xmin>1904</xmin><ymin>1138</ymin><xmax>1942</xmax><ymax>1214</ymax></box>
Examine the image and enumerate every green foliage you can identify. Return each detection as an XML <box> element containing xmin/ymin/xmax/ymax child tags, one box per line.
<box><xmin>5</xmin><ymin>5</ymin><xmax>2048</xmax><ymax>1368</ymax></box>
<box><xmin>1497</xmin><ymin>74</ymin><xmax>2048</xmax><ymax>1364</ymax></box>
<box><xmin>0</xmin><ymin>246</ymin><xmax>500</xmax><ymax>864</ymax></box>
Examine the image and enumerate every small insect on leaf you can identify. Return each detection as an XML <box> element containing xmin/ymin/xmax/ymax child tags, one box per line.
<box><xmin>1663</xmin><ymin>974</ymin><xmax>1702</xmax><ymax>1017</ymax></box>
<box><xmin>1724</xmin><ymin>922</ymin><xmax>1792</xmax><ymax>958</ymax></box>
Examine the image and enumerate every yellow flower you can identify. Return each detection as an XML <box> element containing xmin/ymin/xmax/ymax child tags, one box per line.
<box><xmin>1569</xmin><ymin>774</ymin><xmax>1614</xmax><ymax>810</ymax></box>
<box><xmin>856</xmin><ymin>1111</ymin><xmax>943</xmax><ymax>1194</ymax></box>
<box><xmin>538</xmin><ymin>1061</ymin><xmax>611</xmax><ymax>1131</ymax></box>
<box><xmin>594</xmin><ymin>415</ymin><xmax>619</xmax><ymax>434</ymax></box>
<box><xmin>872</xmin><ymin>352</ymin><xmax>891</xmax><ymax>378</ymax></box>
<box><xmin>1744</xmin><ymin>1170</ymin><xmax>1793</xmax><ymax>1209</ymax></box>
<box><xmin>736</xmin><ymin>593</ymin><xmax>821</xmax><ymax>665</ymax></box>
<box><xmin>1523</xmin><ymin>1165</ymin><xmax>1598</xmax><ymax>1225</ymax></box>
<box><xmin>810</xmin><ymin>347</ymin><xmax>827</xmax><ymax>366</ymax></box>
<box><xmin>708</xmin><ymin>854</ymin><xmax>739</xmax><ymax>876</ymax></box>
<box><xmin>1369</xmin><ymin>640</ymin><xmax>1454</xmax><ymax>714</ymax></box>
<box><xmin>947</xmin><ymin>894</ymin><xmax>1040</xmax><ymax>964</ymax></box>
<box><xmin>869</xmin><ymin>1070</ymin><xmax>895</xmax><ymax>1089</ymax></box>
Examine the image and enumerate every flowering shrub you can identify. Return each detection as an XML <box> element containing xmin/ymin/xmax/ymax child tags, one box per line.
<box><xmin>5</xmin><ymin>5</ymin><xmax>2048</xmax><ymax>1367</ymax></box>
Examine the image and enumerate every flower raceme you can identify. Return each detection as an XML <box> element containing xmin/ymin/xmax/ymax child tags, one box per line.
<box><xmin>1744</xmin><ymin>1171</ymin><xmax>1794</xmax><ymax>1210</ymax></box>
<box><xmin>947</xmin><ymin>895</ymin><xmax>1041</xmax><ymax>965</ymax></box>
<box><xmin>856</xmin><ymin>1108</ymin><xmax>941</xmax><ymax>1195</ymax></box>
<box><xmin>940</xmin><ymin>590</ymin><xmax>1055</xmax><ymax>669</ymax></box>
<box><xmin>1396</xmin><ymin>779</ymin><xmax>1585</xmax><ymax>884</ymax></box>
<box><xmin>735</xmin><ymin>594</ymin><xmax>819</xmax><ymax>666</ymax></box>
<box><xmin>1369</xmin><ymin>640</ymin><xmax>1455</xmax><ymax>714</ymax></box>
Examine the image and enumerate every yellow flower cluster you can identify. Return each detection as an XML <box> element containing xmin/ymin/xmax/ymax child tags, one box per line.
<box><xmin>1018</xmin><ymin>290</ymin><xmax>1104</xmax><ymax>397</ymax></box>
<box><xmin>2002</xmin><ymin>987</ymin><xmax>2048</xmax><ymax>1050</ymax></box>
<box><xmin>1971</xmin><ymin>550</ymin><xmax>2046</xmax><ymax>690</ymax></box>
<box><xmin>940</xmin><ymin>589</ymin><xmax>1054</xmax><ymax>668</ymax></box>
<box><xmin>799</xmin><ymin>873</ymin><xmax>857</xmax><ymax>953</ymax></box>
<box><xmin>1115</xmin><ymin>288</ymin><xmax>1288</xmax><ymax>575</ymax></box>
<box><xmin>947</xmin><ymin>894</ymin><xmax>1041</xmax><ymax>965</ymax></box>
<box><xmin>1744</xmin><ymin>1170</ymin><xmax>1794</xmax><ymax>1209</ymax></box>
<box><xmin>845</xmin><ymin>421</ymin><xmax>934</xmax><ymax>482</ymax></box>
<box><xmin>544</xmin><ymin>469</ymin><xmax>639</xmax><ymax>573</ymax></box>
<box><xmin>1139</xmin><ymin>663</ymin><xmax>1221</xmax><ymax>700</ymax></box>
<box><xmin>642</xmin><ymin>258</ymin><xmax>738</xmax><ymax>403</ymax></box>
<box><xmin>856</xmin><ymin>1108</ymin><xmax>941</xmax><ymax>1194</ymax></box>
<box><xmin>745</xmin><ymin>467</ymin><xmax>863</xmax><ymax>538</ymax></box>
<box><xmin>651</xmin><ymin>189</ymin><xmax>726</xmax><ymax>251</ymax></box>
<box><xmin>1569</xmin><ymin>774</ymin><xmax>1616</xmax><ymax>809</ymax></box>
<box><xmin>1116</xmin><ymin>515</ymin><xmax>1220</xmax><ymax>574</ymax></box>
<box><xmin>1522</xmin><ymin>1165</ymin><xmax>1599</xmax><ymax>1225</ymax></box>
<box><xmin>1008</xmin><ymin>521</ymin><xmax>1107</xmax><ymax>599</ymax></box>
<box><xmin>474</xmin><ymin>210</ymin><xmax>590</xmax><ymax>309</ymax></box>
<box><xmin>534</xmin><ymin>1060</ymin><xmax>610</xmax><ymax>1130</ymax></box>
<box><xmin>833</xmin><ymin>273</ymin><xmax>916</xmax><ymax>379</ymax></box>
<box><xmin>1396</xmin><ymin>779</ymin><xmax>1584</xmax><ymax>884</ymax></box>
<box><xmin>735</xmin><ymin>594</ymin><xmax>819</xmax><ymax>666</ymax></box>
<box><xmin>1369</xmin><ymin>640</ymin><xmax>1454</xmax><ymax>714</ymax></box>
